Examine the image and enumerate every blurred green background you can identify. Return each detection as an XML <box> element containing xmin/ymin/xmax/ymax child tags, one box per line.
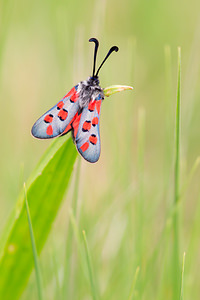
<box><xmin>1</xmin><ymin>0</ymin><xmax>200</xmax><ymax>299</ymax></box>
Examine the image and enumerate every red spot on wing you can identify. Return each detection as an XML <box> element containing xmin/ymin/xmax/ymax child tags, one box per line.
<box><xmin>88</xmin><ymin>101</ymin><xmax>96</xmax><ymax>112</ymax></box>
<box><xmin>89</xmin><ymin>134</ymin><xmax>97</xmax><ymax>145</ymax></box>
<box><xmin>46</xmin><ymin>125</ymin><xmax>53</xmax><ymax>136</ymax></box>
<box><xmin>80</xmin><ymin>142</ymin><xmax>89</xmax><ymax>152</ymax></box>
<box><xmin>58</xmin><ymin>109</ymin><xmax>68</xmax><ymax>121</ymax></box>
<box><xmin>95</xmin><ymin>100</ymin><xmax>101</xmax><ymax>115</ymax></box>
<box><xmin>70</xmin><ymin>92</ymin><xmax>78</xmax><ymax>103</ymax></box>
<box><xmin>44</xmin><ymin>114</ymin><xmax>53</xmax><ymax>123</ymax></box>
<box><xmin>57</xmin><ymin>101</ymin><xmax>64</xmax><ymax>109</ymax></box>
<box><xmin>92</xmin><ymin>117</ymin><xmax>98</xmax><ymax>126</ymax></box>
<box><xmin>72</xmin><ymin>113</ymin><xmax>81</xmax><ymax>138</ymax></box>
<box><xmin>82</xmin><ymin>121</ymin><xmax>91</xmax><ymax>131</ymax></box>
<box><xmin>62</xmin><ymin>123</ymin><xmax>72</xmax><ymax>135</ymax></box>
<box><xmin>62</xmin><ymin>113</ymin><xmax>78</xmax><ymax>135</ymax></box>
<box><xmin>63</xmin><ymin>87</ymin><xmax>79</xmax><ymax>102</ymax></box>
<box><xmin>63</xmin><ymin>87</ymin><xmax>75</xmax><ymax>99</ymax></box>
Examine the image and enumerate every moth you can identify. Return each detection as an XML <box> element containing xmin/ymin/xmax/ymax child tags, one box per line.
<box><xmin>32</xmin><ymin>38</ymin><xmax>119</xmax><ymax>163</ymax></box>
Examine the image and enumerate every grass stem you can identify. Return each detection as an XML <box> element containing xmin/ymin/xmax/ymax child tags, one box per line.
<box><xmin>63</xmin><ymin>158</ymin><xmax>81</xmax><ymax>299</ymax></box>
<box><xmin>180</xmin><ymin>252</ymin><xmax>186</xmax><ymax>300</ymax></box>
<box><xmin>82</xmin><ymin>230</ymin><xmax>98</xmax><ymax>300</ymax></box>
<box><xmin>136</xmin><ymin>108</ymin><xmax>145</xmax><ymax>261</ymax></box>
<box><xmin>164</xmin><ymin>45</ymin><xmax>173</xmax><ymax>201</ymax></box>
<box><xmin>173</xmin><ymin>46</ymin><xmax>181</xmax><ymax>300</ymax></box>
<box><xmin>24</xmin><ymin>183</ymin><xmax>43</xmax><ymax>300</ymax></box>
<box><xmin>128</xmin><ymin>266</ymin><xmax>140</xmax><ymax>300</ymax></box>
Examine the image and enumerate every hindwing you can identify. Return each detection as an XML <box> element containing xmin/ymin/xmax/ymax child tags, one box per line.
<box><xmin>72</xmin><ymin>94</ymin><xmax>102</xmax><ymax>163</ymax></box>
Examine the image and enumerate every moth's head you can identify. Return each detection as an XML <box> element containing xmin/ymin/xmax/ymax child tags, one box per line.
<box><xmin>89</xmin><ymin>38</ymin><xmax>119</xmax><ymax>79</ymax></box>
<box><xmin>88</xmin><ymin>76</ymin><xmax>100</xmax><ymax>86</ymax></box>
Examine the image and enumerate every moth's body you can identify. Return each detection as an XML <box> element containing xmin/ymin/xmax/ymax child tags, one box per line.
<box><xmin>32</xmin><ymin>38</ymin><xmax>118</xmax><ymax>163</ymax></box>
<box><xmin>78</xmin><ymin>77</ymin><xmax>104</xmax><ymax>108</ymax></box>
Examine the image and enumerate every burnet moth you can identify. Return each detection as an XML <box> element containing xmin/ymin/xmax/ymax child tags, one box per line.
<box><xmin>32</xmin><ymin>38</ymin><xmax>130</xmax><ymax>163</ymax></box>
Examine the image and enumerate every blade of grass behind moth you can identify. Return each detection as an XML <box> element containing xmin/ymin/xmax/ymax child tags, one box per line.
<box><xmin>69</xmin><ymin>210</ymin><xmax>88</xmax><ymax>279</ymax></box>
<box><xmin>51</xmin><ymin>247</ymin><xmax>62</xmax><ymax>300</ymax></box>
<box><xmin>128</xmin><ymin>266</ymin><xmax>140</xmax><ymax>300</ymax></box>
<box><xmin>135</xmin><ymin>108</ymin><xmax>145</xmax><ymax>294</ymax></box>
<box><xmin>71</xmin><ymin>157</ymin><xmax>81</xmax><ymax>215</ymax></box>
<box><xmin>63</xmin><ymin>158</ymin><xmax>81</xmax><ymax>299</ymax></box>
<box><xmin>179</xmin><ymin>156</ymin><xmax>200</xmax><ymax>198</ymax></box>
<box><xmin>172</xmin><ymin>46</ymin><xmax>181</xmax><ymax>300</ymax></box>
<box><xmin>82</xmin><ymin>230</ymin><xmax>99</xmax><ymax>300</ymax></box>
<box><xmin>179</xmin><ymin>252</ymin><xmax>186</xmax><ymax>300</ymax></box>
<box><xmin>24</xmin><ymin>183</ymin><xmax>43</xmax><ymax>300</ymax></box>
<box><xmin>164</xmin><ymin>45</ymin><xmax>173</xmax><ymax>203</ymax></box>
<box><xmin>187</xmin><ymin>192</ymin><xmax>200</xmax><ymax>272</ymax></box>
<box><xmin>136</xmin><ymin>107</ymin><xmax>146</xmax><ymax>246</ymax></box>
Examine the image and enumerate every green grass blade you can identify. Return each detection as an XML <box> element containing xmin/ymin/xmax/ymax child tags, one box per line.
<box><xmin>180</xmin><ymin>156</ymin><xmax>200</xmax><ymax>198</ymax></box>
<box><xmin>164</xmin><ymin>45</ymin><xmax>173</xmax><ymax>198</ymax></box>
<box><xmin>82</xmin><ymin>230</ymin><xmax>98</xmax><ymax>300</ymax></box>
<box><xmin>51</xmin><ymin>248</ymin><xmax>62</xmax><ymax>300</ymax></box>
<box><xmin>136</xmin><ymin>108</ymin><xmax>145</xmax><ymax>262</ymax></box>
<box><xmin>172</xmin><ymin>46</ymin><xmax>181</xmax><ymax>300</ymax></box>
<box><xmin>24</xmin><ymin>183</ymin><xmax>43</xmax><ymax>300</ymax></box>
<box><xmin>174</xmin><ymin>47</ymin><xmax>181</xmax><ymax>207</ymax></box>
<box><xmin>0</xmin><ymin>136</ymin><xmax>77</xmax><ymax>300</ymax></box>
<box><xmin>69</xmin><ymin>210</ymin><xmax>87</xmax><ymax>277</ymax></box>
<box><xmin>128</xmin><ymin>266</ymin><xmax>140</xmax><ymax>300</ymax></box>
<box><xmin>63</xmin><ymin>157</ymin><xmax>81</xmax><ymax>299</ymax></box>
<box><xmin>180</xmin><ymin>252</ymin><xmax>186</xmax><ymax>300</ymax></box>
<box><xmin>71</xmin><ymin>157</ymin><xmax>81</xmax><ymax>216</ymax></box>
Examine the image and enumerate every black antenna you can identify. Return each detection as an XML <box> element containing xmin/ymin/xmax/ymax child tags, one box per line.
<box><xmin>95</xmin><ymin>46</ymin><xmax>119</xmax><ymax>77</ymax></box>
<box><xmin>89</xmin><ymin>38</ymin><xmax>99</xmax><ymax>77</ymax></box>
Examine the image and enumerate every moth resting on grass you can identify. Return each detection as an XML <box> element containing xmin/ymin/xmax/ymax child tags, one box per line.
<box><xmin>32</xmin><ymin>38</ymin><xmax>133</xmax><ymax>163</ymax></box>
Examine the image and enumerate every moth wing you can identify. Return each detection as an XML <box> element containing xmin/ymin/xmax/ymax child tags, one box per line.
<box><xmin>31</xmin><ymin>85</ymin><xmax>80</xmax><ymax>139</ymax></box>
<box><xmin>72</xmin><ymin>95</ymin><xmax>102</xmax><ymax>163</ymax></box>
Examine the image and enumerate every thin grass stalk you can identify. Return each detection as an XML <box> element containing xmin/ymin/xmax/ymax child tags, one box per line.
<box><xmin>174</xmin><ymin>47</ymin><xmax>181</xmax><ymax>208</ymax></box>
<box><xmin>63</xmin><ymin>158</ymin><xmax>81</xmax><ymax>299</ymax></box>
<box><xmin>128</xmin><ymin>266</ymin><xmax>140</xmax><ymax>300</ymax></box>
<box><xmin>136</xmin><ymin>108</ymin><xmax>145</xmax><ymax>260</ymax></box>
<box><xmin>172</xmin><ymin>47</ymin><xmax>181</xmax><ymax>300</ymax></box>
<box><xmin>82</xmin><ymin>230</ymin><xmax>98</xmax><ymax>300</ymax></box>
<box><xmin>180</xmin><ymin>156</ymin><xmax>200</xmax><ymax>198</ymax></box>
<box><xmin>135</xmin><ymin>108</ymin><xmax>145</xmax><ymax>298</ymax></box>
<box><xmin>69</xmin><ymin>210</ymin><xmax>88</xmax><ymax>277</ymax></box>
<box><xmin>71</xmin><ymin>157</ymin><xmax>81</xmax><ymax>215</ymax></box>
<box><xmin>179</xmin><ymin>252</ymin><xmax>186</xmax><ymax>300</ymax></box>
<box><xmin>24</xmin><ymin>183</ymin><xmax>43</xmax><ymax>300</ymax></box>
<box><xmin>187</xmin><ymin>192</ymin><xmax>200</xmax><ymax>271</ymax></box>
<box><xmin>52</xmin><ymin>250</ymin><xmax>62</xmax><ymax>300</ymax></box>
<box><xmin>164</xmin><ymin>45</ymin><xmax>173</xmax><ymax>201</ymax></box>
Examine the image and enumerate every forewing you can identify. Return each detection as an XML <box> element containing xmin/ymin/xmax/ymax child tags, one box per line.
<box><xmin>31</xmin><ymin>85</ymin><xmax>80</xmax><ymax>139</ymax></box>
<box><xmin>72</xmin><ymin>95</ymin><xmax>102</xmax><ymax>163</ymax></box>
